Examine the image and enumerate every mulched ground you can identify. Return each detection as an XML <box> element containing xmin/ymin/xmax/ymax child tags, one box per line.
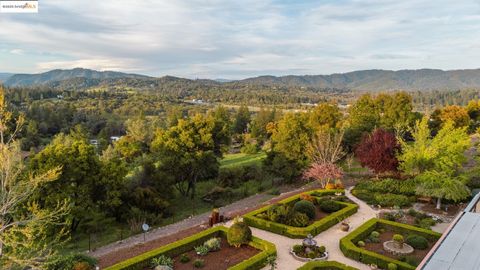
<box><xmin>97</xmin><ymin>183</ymin><xmax>324</xmax><ymax>268</ymax></box>
<box><xmin>418</xmin><ymin>202</ymin><xmax>466</xmax><ymax>216</ymax></box>
<box><xmin>363</xmin><ymin>231</ymin><xmax>435</xmax><ymax>266</ymax></box>
<box><xmin>169</xmin><ymin>238</ymin><xmax>259</xmax><ymax>270</ymax></box>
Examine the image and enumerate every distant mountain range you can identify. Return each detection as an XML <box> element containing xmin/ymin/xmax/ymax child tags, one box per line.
<box><xmin>0</xmin><ymin>73</ymin><xmax>13</xmax><ymax>82</ymax></box>
<box><xmin>3</xmin><ymin>67</ymin><xmax>480</xmax><ymax>91</ymax></box>
<box><xmin>3</xmin><ymin>68</ymin><xmax>149</xmax><ymax>87</ymax></box>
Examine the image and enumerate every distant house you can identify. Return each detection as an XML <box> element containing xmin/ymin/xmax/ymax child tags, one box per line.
<box><xmin>110</xmin><ymin>136</ymin><xmax>121</xmax><ymax>142</ymax></box>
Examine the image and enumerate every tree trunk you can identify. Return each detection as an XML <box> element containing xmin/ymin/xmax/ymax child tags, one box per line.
<box><xmin>436</xmin><ymin>197</ymin><xmax>442</xmax><ymax>210</ymax></box>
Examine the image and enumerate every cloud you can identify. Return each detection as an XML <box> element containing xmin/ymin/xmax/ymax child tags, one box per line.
<box><xmin>9</xmin><ymin>49</ymin><xmax>24</xmax><ymax>55</ymax></box>
<box><xmin>0</xmin><ymin>0</ymin><xmax>480</xmax><ymax>78</ymax></box>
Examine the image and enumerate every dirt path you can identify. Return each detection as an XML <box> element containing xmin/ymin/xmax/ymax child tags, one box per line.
<box><xmin>92</xmin><ymin>183</ymin><xmax>318</xmax><ymax>268</ymax></box>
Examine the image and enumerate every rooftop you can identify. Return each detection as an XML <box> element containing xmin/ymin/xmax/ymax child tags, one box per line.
<box><xmin>420</xmin><ymin>192</ymin><xmax>480</xmax><ymax>270</ymax></box>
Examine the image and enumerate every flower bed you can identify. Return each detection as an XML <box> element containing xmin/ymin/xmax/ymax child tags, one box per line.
<box><xmin>104</xmin><ymin>226</ymin><xmax>276</xmax><ymax>270</ymax></box>
<box><xmin>297</xmin><ymin>261</ymin><xmax>358</xmax><ymax>270</ymax></box>
<box><xmin>243</xmin><ymin>189</ymin><xmax>358</xmax><ymax>238</ymax></box>
<box><xmin>340</xmin><ymin>218</ymin><xmax>441</xmax><ymax>270</ymax></box>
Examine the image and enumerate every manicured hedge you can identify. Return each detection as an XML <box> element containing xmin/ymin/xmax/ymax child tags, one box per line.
<box><xmin>243</xmin><ymin>189</ymin><xmax>358</xmax><ymax>238</ymax></box>
<box><xmin>104</xmin><ymin>226</ymin><xmax>276</xmax><ymax>270</ymax></box>
<box><xmin>339</xmin><ymin>218</ymin><xmax>442</xmax><ymax>270</ymax></box>
<box><xmin>297</xmin><ymin>261</ymin><xmax>359</xmax><ymax>270</ymax></box>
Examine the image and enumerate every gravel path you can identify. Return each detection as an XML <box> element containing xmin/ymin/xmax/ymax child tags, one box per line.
<box><xmin>225</xmin><ymin>187</ymin><xmax>378</xmax><ymax>270</ymax></box>
<box><xmin>90</xmin><ymin>184</ymin><xmax>315</xmax><ymax>260</ymax></box>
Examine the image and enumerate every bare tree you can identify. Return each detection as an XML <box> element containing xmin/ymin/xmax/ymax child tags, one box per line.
<box><xmin>307</xmin><ymin>128</ymin><xmax>345</xmax><ymax>164</ymax></box>
<box><xmin>0</xmin><ymin>88</ymin><xmax>68</xmax><ymax>269</ymax></box>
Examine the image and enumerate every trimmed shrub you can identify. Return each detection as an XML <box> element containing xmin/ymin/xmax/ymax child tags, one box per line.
<box><xmin>287</xmin><ymin>212</ymin><xmax>310</xmax><ymax>227</ymax></box>
<box><xmin>357</xmin><ymin>241</ymin><xmax>365</xmax><ymax>247</ymax></box>
<box><xmin>293</xmin><ymin>200</ymin><xmax>316</xmax><ymax>219</ymax></box>
<box><xmin>388</xmin><ymin>263</ymin><xmax>398</xmax><ymax>270</ymax></box>
<box><xmin>370</xmin><ymin>231</ymin><xmax>380</xmax><ymax>238</ymax></box>
<box><xmin>318</xmin><ymin>246</ymin><xmax>326</xmax><ymax>253</ymax></box>
<box><xmin>293</xmin><ymin>244</ymin><xmax>304</xmax><ymax>253</ymax></box>
<box><xmin>297</xmin><ymin>261</ymin><xmax>359</xmax><ymax>270</ymax></box>
<box><xmin>319</xmin><ymin>200</ymin><xmax>342</xmax><ymax>213</ymax></box>
<box><xmin>393</xmin><ymin>234</ymin><xmax>404</xmax><ymax>244</ymax></box>
<box><xmin>406</xmin><ymin>235</ymin><xmax>429</xmax><ymax>250</ymax></box>
<box><xmin>227</xmin><ymin>220</ymin><xmax>252</xmax><ymax>247</ymax></box>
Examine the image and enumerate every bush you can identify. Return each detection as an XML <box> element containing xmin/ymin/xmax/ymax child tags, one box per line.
<box><xmin>307</xmin><ymin>251</ymin><xmax>317</xmax><ymax>259</ymax></box>
<box><xmin>357</xmin><ymin>241</ymin><xmax>365</xmax><ymax>247</ymax></box>
<box><xmin>46</xmin><ymin>254</ymin><xmax>98</xmax><ymax>270</ymax></box>
<box><xmin>406</xmin><ymin>235</ymin><xmax>429</xmax><ymax>250</ymax></box>
<box><xmin>293</xmin><ymin>244</ymin><xmax>304</xmax><ymax>253</ymax></box>
<box><xmin>374</xmin><ymin>194</ymin><xmax>411</xmax><ymax>207</ymax></box>
<box><xmin>204</xmin><ymin>237</ymin><xmax>221</xmax><ymax>251</ymax></box>
<box><xmin>151</xmin><ymin>255</ymin><xmax>174</xmax><ymax>268</ymax></box>
<box><xmin>393</xmin><ymin>234</ymin><xmax>404</xmax><ymax>244</ymax></box>
<box><xmin>73</xmin><ymin>262</ymin><xmax>91</xmax><ymax>270</ymax></box>
<box><xmin>319</xmin><ymin>200</ymin><xmax>342</xmax><ymax>213</ymax></box>
<box><xmin>227</xmin><ymin>219</ymin><xmax>252</xmax><ymax>247</ymax></box>
<box><xmin>180</xmin><ymin>254</ymin><xmax>190</xmax><ymax>263</ymax></box>
<box><xmin>383</xmin><ymin>212</ymin><xmax>397</xmax><ymax>221</ymax></box>
<box><xmin>416</xmin><ymin>218</ymin><xmax>436</xmax><ymax>230</ymax></box>
<box><xmin>300</xmin><ymin>193</ymin><xmax>316</xmax><ymax>203</ymax></box>
<box><xmin>193</xmin><ymin>259</ymin><xmax>205</xmax><ymax>268</ymax></box>
<box><xmin>287</xmin><ymin>212</ymin><xmax>310</xmax><ymax>227</ymax></box>
<box><xmin>194</xmin><ymin>245</ymin><xmax>210</xmax><ymax>256</ymax></box>
<box><xmin>370</xmin><ymin>231</ymin><xmax>380</xmax><ymax>238</ymax></box>
<box><xmin>388</xmin><ymin>263</ymin><xmax>398</xmax><ymax>270</ymax></box>
<box><xmin>241</xmin><ymin>142</ymin><xmax>260</xmax><ymax>154</ymax></box>
<box><xmin>318</xmin><ymin>246</ymin><xmax>326</xmax><ymax>253</ymax></box>
<box><xmin>293</xmin><ymin>200</ymin><xmax>316</xmax><ymax>219</ymax></box>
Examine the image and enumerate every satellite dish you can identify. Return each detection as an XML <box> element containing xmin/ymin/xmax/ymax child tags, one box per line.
<box><xmin>142</xmin><ymin>223</ymin><xmax>149</xmax><ymax>232</ymax></box>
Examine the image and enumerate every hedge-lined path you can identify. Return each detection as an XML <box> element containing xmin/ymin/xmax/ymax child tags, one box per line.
<box><xmin>225</xmin><ymin>187</ymin><xmax>378</xmax><ymax>270</ymax></box>
<box><xmin>92</xmin><ymin>183</ymin><xmax>321</xmax><ymax>268</ymax></box>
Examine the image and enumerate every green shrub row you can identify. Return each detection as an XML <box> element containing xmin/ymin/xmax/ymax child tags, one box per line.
<box><xmin>243</xmin><ymin>189</ymin><xmax>358</xmax><ymax>238</ymax></box>
<box><xmin>104</xmin><ymin>226</ymin><xmax>276</xmax><ymax>270</ymax></box>
<box><xmin>339</xmin><ymin>218</ymin><xmax>441</xmax><ymax>270</ymax></box>
<box><xmin>354</xmin><ymin>179</ymin><xmax>417</xmax><ymax>196</ymax></box>
<box><xmin>297</xmin><ymin>261</ymin><xmax>359</xmax><ymax>270</ymax></box>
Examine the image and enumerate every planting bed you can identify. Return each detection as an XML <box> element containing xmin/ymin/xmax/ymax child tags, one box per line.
<box><xmin>244</xmin><ymin>189</ymin><xmax>358</xmax><ymax>238</ymax></box>
<box><xmin>104</xmin><ymin>226</ymin><xmax>276</xmax><ymax>270</ymax></box>
<box><xmin>170</xmin><ymin>238</ymin><xmax>259</xmax><ymax>270</ymax></box>
<box><xmin>340</xmin><ymin>218</ymin><xmax>441</xmax><ymax>270</ymax></box>
<box><xmin>297</xmin><ymin>260</ymin><xmax>358</xmax><ymax>270</ymax></box>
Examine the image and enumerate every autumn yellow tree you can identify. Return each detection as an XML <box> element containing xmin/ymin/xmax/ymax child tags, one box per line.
<box><xmin>0</xmin><ymin>87</ymin><xmax>68</xmax><ymax>269</ymax></box>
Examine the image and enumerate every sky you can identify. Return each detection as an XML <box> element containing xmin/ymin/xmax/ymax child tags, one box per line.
<box><xmin>1</xmin><ymin>0</ymin><xmax>480</xmax><ymax>79</ymax></box>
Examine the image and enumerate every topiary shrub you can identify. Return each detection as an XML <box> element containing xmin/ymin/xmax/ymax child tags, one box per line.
<box><xmin>393</xmin><ymin>234</ymin><xmax>404</xmax><ymax>244</ymax></box>
<box><xmin>318</xmin><ymin>246</ymin><xmax>326</xmax><ymax>253</ymax></box>
<box><xmin>293</xmin><ymin>200</ymin><xmax>316</xmax><ymax>219</ymax></box>
<box><xmin>406</xmin><ymin>235</ymin><xmax>429</xmax><ymax>250</ymax></box>
<box><xmin>287</xmin><ymin>211</ymin><xmax>310</xmax><ymax>227</ymax></box>
<box><xmin>387</xmin><ymin>263</ymin><xmax>398</xmax><ymax>270</ymax></box>
<box><xmin>319</xmin><ymin>200</ymin><xmax>342</xmax><ymax>213</ymax></box>
<box><xmin>370</xmin><ymin>231</ymin><xmax>380</xmax><ymax>238</ymax></box>
<box><xmin>227</xmin><ymin>218</ymin><xmax>252</xmax><ymax>247</ymax></box>
<box><xmin>293</xmin><ymin>244</ymin><xmax>304</xmax><ymax>253</ymax></box>
<box><xmin>357</xmin><ymin>240</ymin><xmax>365</xmax><ymax>247</ymax></box>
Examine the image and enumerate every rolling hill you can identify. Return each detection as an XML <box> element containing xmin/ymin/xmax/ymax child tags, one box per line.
<box><xmin>3</xmin><ymin>68</ymin><xmax>150</xmax><ymax>87</ymax></box>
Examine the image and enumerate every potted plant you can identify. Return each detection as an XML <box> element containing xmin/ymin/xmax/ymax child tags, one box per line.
<box><xmin>340</xmin><ymin>219</ymin><xmax>350</xmax><ymax>232</ymax></box>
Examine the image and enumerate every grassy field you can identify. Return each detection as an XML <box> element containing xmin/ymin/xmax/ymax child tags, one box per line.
<box><xmin>220</xmin><ymin>152</ymin><xmax>267</xmax><ymax>168</ymax></box>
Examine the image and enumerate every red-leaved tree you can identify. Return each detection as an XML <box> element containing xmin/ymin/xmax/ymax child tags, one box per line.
<box><xmin>355</xmin><ymin>128</ymin><xmax>400</xmax><ymax>174</ymax></box>
<box><xmin>303</xmin><ymin>162</ymin><xmax>344</xmax><ymax>188</ymax></box>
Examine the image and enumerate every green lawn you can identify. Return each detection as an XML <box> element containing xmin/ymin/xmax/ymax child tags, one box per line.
<box><xmin>220</xmin><ymin>152</ymin><xmax>267</xmax><ymax>168</ymax></box>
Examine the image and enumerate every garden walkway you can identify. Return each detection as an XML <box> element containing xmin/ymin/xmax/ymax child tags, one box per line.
<box><xmin>225</xmin><ymin>187</ymin><xmax>378</xmax><ymax>270</ymax></box>
<box><xmin>91</xmin><ymin>184</ymin><xmax>316</xmax><ymax>262</ymax></box>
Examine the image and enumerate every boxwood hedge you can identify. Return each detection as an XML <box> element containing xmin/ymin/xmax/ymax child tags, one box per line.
<box><xmin>297</xmin><ymin>261</ymin><xmax>359</xmax><ymax>270</ymax></box>
<box><xmin>243</xmin><ymin>189</ymin><xmax>358</xmax><ymax>238</ymax></box>
<box><xmin>104</xmin><ymin>226</ymin><xmax>276</xmax><ymax>270</ymax></box>
<box><xmin>339</xmin><ymin>218</ymin><xmax>442</xmax><ymax>270</ymax></box>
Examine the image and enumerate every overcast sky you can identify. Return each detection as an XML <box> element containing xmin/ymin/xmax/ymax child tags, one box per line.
<box><xmin>1</xmin><ymin>0</ymin><xmax>480</xmax><ymax>79</ymax></box>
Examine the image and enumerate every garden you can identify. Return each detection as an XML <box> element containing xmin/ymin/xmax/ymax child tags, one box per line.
<box><xmin>340</xmin><ymin>218</ymin><xmax>441</xmax><ymax>270</ymax></box>
<box><xmin>104</xmin><ymin>220</ymin><xmax>276</xmax><ymax>270</ymax></box>
<box><xmin>243</xmin><ymin>189</ymin><xmax>358</xmax><ymax>238</ymax></box>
